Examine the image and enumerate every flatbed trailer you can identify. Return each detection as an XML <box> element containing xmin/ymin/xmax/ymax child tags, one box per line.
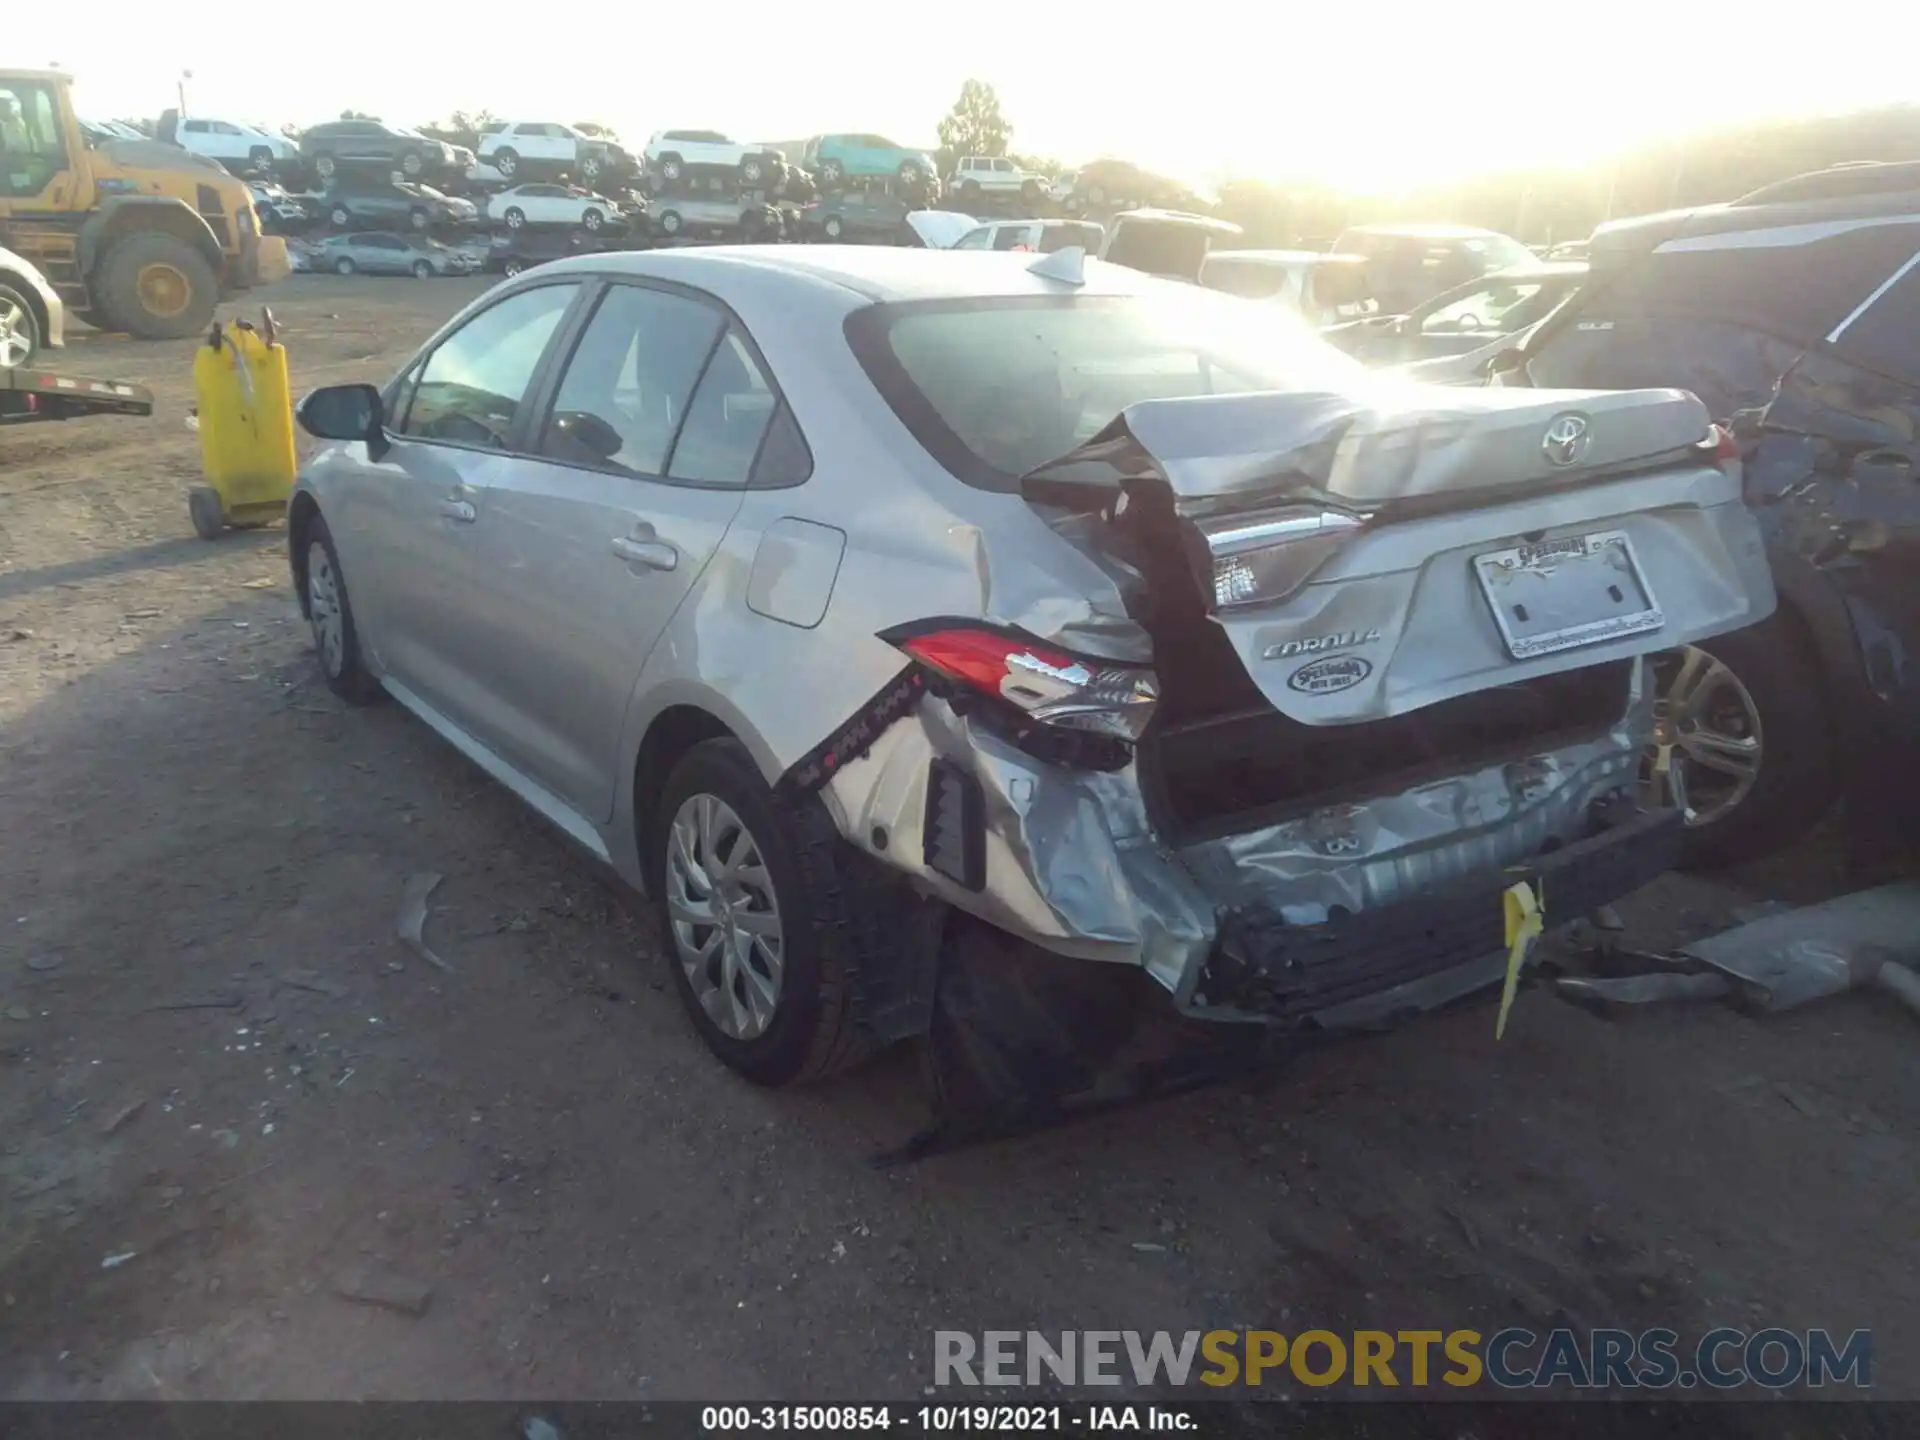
<box><xmin>0</xmin><ymin>367</ymin><xmax>154</xmax><ymax>426</ymax></box>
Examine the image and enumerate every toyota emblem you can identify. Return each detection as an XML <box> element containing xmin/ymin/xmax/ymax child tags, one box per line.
<box><xmin>1542</xmin><ymin>412</ymin><xmax>1592</xmax><ymax>467</ymax></box>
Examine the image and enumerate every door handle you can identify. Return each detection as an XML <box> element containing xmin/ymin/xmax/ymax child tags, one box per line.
<box><xmin>438</xmin><ymin>499</ymin><xmax>477</xmax><ymax>523</ymax></box>
<box><xmin>611</xmin><ymin>534</ymin><xmax>678</xmax><ymax>571</ymax></box>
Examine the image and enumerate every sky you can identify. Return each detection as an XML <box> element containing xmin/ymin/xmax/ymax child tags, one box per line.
<box><xmin>19</xmin><ymin>3</ymin><xmax>1918</xmax><ymax>192</ymax></box>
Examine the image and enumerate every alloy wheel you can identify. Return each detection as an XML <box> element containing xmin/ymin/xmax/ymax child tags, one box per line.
<box><xmin>306</xmin><ymin>541</ymin><xmax>346</xmax><ymax>679</ymax></box>
<box><xmin>0</xmin><ymin>298</ymin><xmax>31</xmax><ymax>368</ymax></box>
<box><xmin>1643</xmin><ymin>646</ymin><xmax>1764</xmax><ymax>827</ymax></box>
<box><xmin>665</xmin><ymin>793</ymin><xmax>785</xmax><ymax>1041</ymax></box>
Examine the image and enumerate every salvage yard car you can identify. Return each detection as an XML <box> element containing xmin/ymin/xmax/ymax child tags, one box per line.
<box><xmin>1326</xmin><ymin>262</ymin><xmax>1585</xmax><ymax>366</ymax></box>
<box><xmin>322</xmin><ymin>180</ymin><xmax>477</xmax><ymax>231</ymax></box>
<box><xmin>311</xmin><ymin>231</ymin><xmax>474</xmax><ymax>277</ymax></box>
<box><xmin>286</xmin><ymin>246</ymin><xmax>1774</xmax><ymax>1094</ymax></box>
<box><xmin>644</xmin><ymin>130</ymin><xmax>782</xmax><ymax>185</ymax></box>
<box><xmin>299</xmin><ymin>118</ymin><xmax>461</xmax><ymax>181</ymax></box>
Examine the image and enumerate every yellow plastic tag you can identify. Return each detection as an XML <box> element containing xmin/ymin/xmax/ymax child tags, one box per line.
<box><xmin>1496</xmin><ymin>879</ymin><xmax>1544</xmax><ymax>1040</ymax></box>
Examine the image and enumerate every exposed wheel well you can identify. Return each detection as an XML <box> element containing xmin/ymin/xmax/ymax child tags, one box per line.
<box><xmin>632</xmin><ymin>705</ymin><xmax>736</xmax><ymax>870</ymax></box>
<box><xmin>287</xmin><ymin>493</ymin><xmax>320</xmax><ymax>617</ymax></box>
<box><xmin>89</xmin><ymin>201</ymin><xmax>224</xmax><ymax>280</ymax></box>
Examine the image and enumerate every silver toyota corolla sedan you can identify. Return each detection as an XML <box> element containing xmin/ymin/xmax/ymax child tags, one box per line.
<box><xmin>289</xmin><ymin>245</ymin><xmax>1775</xmax><ymax>1093</ymax></box>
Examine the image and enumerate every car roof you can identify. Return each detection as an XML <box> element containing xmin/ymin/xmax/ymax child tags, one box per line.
<box><xmin>528</xmin><ymin>244</ymin><xmax>1169</xmax><ymax>303</ymax></box>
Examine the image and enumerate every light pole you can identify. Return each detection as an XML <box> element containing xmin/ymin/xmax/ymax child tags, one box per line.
<box><xmin>177</xmin><ymin>69</ymin><xmax>192</xmax><ymax>116</ymax></box>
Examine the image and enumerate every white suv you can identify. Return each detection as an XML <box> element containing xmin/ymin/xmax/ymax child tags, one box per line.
<box><xmin>643</xmin><ymin>130</ymin><xmax>781</xmax><ymax>185</ymax></box>
<box><xmin>477</xmin><ymin>122</ymin><xmax>589</xmax><ymax>179</ymax></box>
<box><xmin>950</xmin><ymin>156</ymin><xmax>1046</xmax><ymax>202</ymax></box>
<box><xmin>170</xmin><ymin>115</ymin><xmax>299</xmax><ymax>173</ymax></box>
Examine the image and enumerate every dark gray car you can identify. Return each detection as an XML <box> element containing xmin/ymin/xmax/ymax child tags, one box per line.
<box><xmin>299</xmin><ymin>119</ymin><xmax>458</xmax><ymax>182</ymax></box>
<box><xmin>322</xmin><ymin>181</ymin><xmax>477</xmax><ymax>232</ymax></box>
<box><xmin>314</xmin><ymin>231</ymin><xmax>473</xmax><ymax>277</ymax></box>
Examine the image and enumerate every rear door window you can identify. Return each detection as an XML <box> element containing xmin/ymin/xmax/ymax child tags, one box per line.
<box><xmin>536</xmin><ymin>283</ymin><xmax>724</xmax><ymax>477</ymax></box>
<box><xmin>667</xmin><ymin>329</ymin><xmax>778</xmax><ymax>486</ymax></box>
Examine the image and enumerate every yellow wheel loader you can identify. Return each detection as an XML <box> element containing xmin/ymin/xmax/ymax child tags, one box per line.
<box><xmin>0</xmin><ymin>69</ymin><xmax>289</xmax><ymax>339</ymax></box>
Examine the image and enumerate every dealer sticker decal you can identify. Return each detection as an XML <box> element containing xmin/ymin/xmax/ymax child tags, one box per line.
<box><xmin>1287</xmin><ymin>655</ymin><xmax>1373</xmax><ymax>695</ymax></box>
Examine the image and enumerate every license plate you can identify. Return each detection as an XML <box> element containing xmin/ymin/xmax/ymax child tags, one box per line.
<box><xmin>1472</xmin><ymin>529</ymin><xmax>1664</xmax><ymax>660</ymax></box>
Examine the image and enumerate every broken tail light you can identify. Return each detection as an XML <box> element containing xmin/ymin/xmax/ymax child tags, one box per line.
<box><xmin>885</xmin><ymin>623</ymin><xmax>1159</xmax><ymax>745</ymax></box>
<box><xmin>1698</xmin><ymin>422</ymin><xmax>1741</xmax><ymax>464</ymax></box>
<box><xmin>1196</xmin><ymin>505</ymin><xmax>1368</xmax><ymax>611</ymax></box>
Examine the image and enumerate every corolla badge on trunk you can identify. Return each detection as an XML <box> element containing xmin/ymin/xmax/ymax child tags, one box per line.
<box><xmin>1264</xmin><ymin>628</ymin><xmax>1382</xmax><ymax>661</ymax></box>
<box><xmin>1542</xmin><ymin>412</ymin><xmax>1593</xmax><ymax>467</ymax></box>
<box><xmin>1287</xmin><ymin>655</ymin><xmax>1374</xmax><ymax>695</ymax></box>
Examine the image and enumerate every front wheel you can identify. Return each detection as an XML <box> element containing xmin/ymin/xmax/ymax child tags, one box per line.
<box><xmin>581</xmin><ymin>154</ymin><xmax>602</xmax><ymax>180</ymax></box>
<box><xmin>741</xmin><ymin>156</ymin><xmax>765</xmax><ymax>184</ymax></box>
<box><xmin>653</xmin><ymin>739</ymin><xmax>878</xmax><ymax>1086</ymax></box>
<box><xmin>503</xmin><ymin>206</ymin><xmax>526</xmax><ymax>230</ymax></box>
<box><xmin>658</xmin><ymin>210</ymin><xmax>682</xmax><ymax>236</ymax></box>
<box><xmin>582</xmin><ymin>207</ymin><xmax>604</xmax><ymax>232</ymax></box>
<box><xmin>408</xmin><ymin>207</ymin><xmax>430</xmax><ymax>231</ymax></box>
<box><xmin>493</xmin><ymin>147</ymin><xmax>519</xmax><ymax>178</ymax></box>
<box><xmin>1642</xmin><ymin>611</ymin><xmax>1835</xmax><ymax>869</ymax></box>
<box><xmin>820</xmin><ymin>159</ymin><xmax>844</xmax><ymax>186</ymax></box>
<box><xmin>333</xmin><ymin>256</ymin><xmax>356</xmax><ymax>275</ymax></box>
<box><xmin>0</xmin><ymin>282</ymin><xmax>41</xmax><ymax>368</ymax></box>
<box><xmin>92</xmin><ymin>231</ymin><xmax>219</xmax><ymax>339</ymax></box>
<box><xmin>314</xmin><ymin>153</ymin><xmax>338</xmax><ymax>180</ymax></box>
<box><xmin>329</xmin><ymin>205</ymin><xmax>351</xmax><ymax>227</ymax></box>
<box><xmin>304</xmin><ymin>515</ymin><xmax>382</xmax><ymax>704</ymax></box>
<box><xmin>823</xmin><ymin>215</ymin><xmax>844</xmax><ymax>240</ymax></box>
<box><xmin>401</xmin><ymin>150</ymin><xmax>424</xmax><ymax>176</ymax></box>
<box><xmin>502</xmin><ymin>257</ymin><xmax>525</xmax><ymax>277</ymax></box>
<box><xmin>660</xmin><ymin>155</ymin><xmax>683</xmax><ymax>182</ymax></box>
<box><xmin>412</xmin><ymin>259</ymin><xmax>434</xmax><ymax>279</ymax></box>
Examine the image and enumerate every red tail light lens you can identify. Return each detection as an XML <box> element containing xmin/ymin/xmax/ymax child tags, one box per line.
<box><xmin>890</xmin><ymin>625</ymin><xmax>1159</xmax><ymax>743</ymax></box>
<box><xmin>1701</xmin><ymin>423</ymin><xmax>1741</xmax><ymax>462</ymax></box>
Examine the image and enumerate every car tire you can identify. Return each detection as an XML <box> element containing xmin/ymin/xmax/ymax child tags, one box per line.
<box><xmin>329</xmin><ymin>205</ymin><xmax>351</xmax><ymax>227</ymax></box>
<box><xmin>581</xmin><ymin>153</ymin><xmax>602</xmax><ymax>181</ymax></box>
<box><xmin>658</xmin><ymin>210</ymin><xmax>682</xmax><ymax>236</ymax></box>
<box><xmin>314</xmin><ymin>153</ymin><xmax>337</xmax><ymax>180</ymax></box>
<box><xmin>652</xmin><ymin>738</ymin><xmax>882</xmax><ymax>1087</ymax></box>
<box><xmin>412</xmin><ymin>259</ymin><xmax>434</xmax><ymax>279</ymax></box>
<box><xmin>897</xmin><ymin>160</ymin><xmax>923</xmax><ymax>184</ymax></box>
<box><xmin>959</xmin><ymin>179</ymin><xmax>981</xmax><ymax>202</ymax></box>
<box><xmin>301</xmin><ymin>514</ymin><xmax>383</xmax><ymax>705</ymax></box>
<box><xmin>0</xmin><ymin>281</ymin><xmax>42</xmax><ymax>369</ymax></box>
<box><xmin>408</xmin><ymin>207</ymin><xmax>429</xmax><ymax>231</ymax></box>
<box><xmin>741</xmin><ymin>155</ymin><xmax>765</xmax><ymax>185</ymax></box>
<box><xmin>494</xmin><ymin>147</ymin><xmax>519</xmax><ymax>178</ymax></box>
<box><xmin>333</xmin><ymin>256</ymin><xmax>356</xmax><ymax>275</ymax></box>
<box><xmin>661</xmin><ymin>154</ymin><xmax>683</xmax><ymax>182</ymax></box>
<box><xmin>823</xmin><ymin>215</ymin><xmax>845</xmax><ymax>240</ymax></box>
<box><xmin>1647</xmin><ymin>609</ymin><xmax>1836</xmax><ymax>870</ymax></box>
<box><xmin>820</xmin><ymin>158</ymin><xmax>844</xmax><ymax>186</ymax></box>
<box><xmin>248</xmin><ymin>146</ymin><xmax>274</xmax><ymax>175</ymax></box>
<box><xmin>583</xmin><ymin>207</ymin><xmax>604</xmax><ymax>232</ymax></box>
<box><xmin>502</xmin><ymin>257</ymin><xmax>525</xmax><ymax>277</ymax></box>
<box><xmin>401</xmin><ymin>150</ymin><xmax>424</xmax><ymax>176</ymax></box>
<box><xmin>503</xmin><ymin>207</ymin><xmax>526</xmax><ymax>230</ymax></box>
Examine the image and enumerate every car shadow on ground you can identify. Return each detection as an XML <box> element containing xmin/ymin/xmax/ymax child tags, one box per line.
<box><xmin>0</xmin><ymin>532</ymin><xmax>283</xmax><ymax>604</ymax></box>
<box><xmin>1</xmin><ymin>598</ymin><xmax>1914</xmax><ymax>1401</ymax></box>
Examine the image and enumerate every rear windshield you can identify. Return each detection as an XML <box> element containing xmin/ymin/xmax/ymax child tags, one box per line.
<box><xmin>1039</xmin><ymin>222</ymin><xmax>1105</xmax><ymax>254</ymax></box>
<box><xmin>845</xmin><ymin>290</ymin><xmax>1364</xmax><ymax>492</ymax></box>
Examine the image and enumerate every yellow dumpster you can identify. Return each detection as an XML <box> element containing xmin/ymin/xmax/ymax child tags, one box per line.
<box><xmin>188</xmin><ymin>311</ymin><xmax>295</xmax><ymax>540</ymax></box>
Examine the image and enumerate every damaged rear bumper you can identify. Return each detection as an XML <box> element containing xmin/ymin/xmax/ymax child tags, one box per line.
<box><xmin>825</xmin><ymin>658</ymin><xmax>1667</xmax><ymax>1028</ymax></box>
<box><xmin>1201</xmin><ymin>799</ymin><xmax>1682</xmax><ymax>1027</ymax></box>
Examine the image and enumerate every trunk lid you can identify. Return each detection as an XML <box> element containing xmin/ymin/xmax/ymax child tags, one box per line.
<box><xmin>1023</xmin><ymin>384</ymin><xmax>1772</xmax><ymax>725</ymax></box>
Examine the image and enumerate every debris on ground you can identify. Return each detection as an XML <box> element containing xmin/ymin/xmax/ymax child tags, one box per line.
<box><xmin>397</xmin><ymin>872</ymin><xmax>452</xmax><ymax>973</ymax></box>
<box><xmin>3</xmin><ymin>1006</ymin><xmax>28</xmax><ymax>1022</ymax></box>
<box><xmin>1558</xmin><ymin>883</ymin><xmax>1920</xmax><ymax>1022</ymax></box>
<box><xmin>522</xmin><ymin>1418</ymin><xmax>564</xmax><ymax>1440</ymax></box>
<box><xmin>100</xmin><ymin>1252</ymin><xmax>137</xmax><ymax>1270</ymax></box>
<box><xmin>25</xmin><ymin>952</ymin><xmax>65</xmax><ymax>973</ymax></box>
<box><xmin>333</xmin><ymin>1265</ymin><xmax>434</xmax><ymax>1317</ymax></box>
<box><xmin>99</xmin><ymin>1099</ymin><xmax>145</xmax><ymax>1136</ymax></box>
<box><xmin>280</xmin><ymin>968</ymin><xmax>348</xmax><ymax>1000</ymax></box>
<box><xmin>145</xmin><ymin>994</ymin><xmax>242</xmax><ymax>1013</ymax></box>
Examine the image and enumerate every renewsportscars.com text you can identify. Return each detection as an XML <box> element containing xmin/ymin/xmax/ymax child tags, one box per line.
<box><xmin>934</xmin><ymin>1328</ymin><xmax>1871</xmax><ymax>1391</ymax></box>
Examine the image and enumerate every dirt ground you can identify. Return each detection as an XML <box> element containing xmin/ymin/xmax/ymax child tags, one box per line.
<box><xmin>0</xmin><ymin>277</ymin><xmax>1913</xmax><ymax>1403</ymax></box>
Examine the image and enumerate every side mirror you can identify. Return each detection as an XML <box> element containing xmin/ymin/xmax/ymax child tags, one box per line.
<box><xmin>297</xmin><ymin>383</ymin><xmax>386</xmax><ymax>458</ymax></box>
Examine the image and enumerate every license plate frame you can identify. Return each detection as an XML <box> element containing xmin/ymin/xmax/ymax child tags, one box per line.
<box><xmin>1472</xmin><ymin>528</ymin><xmax>1664</xmax><ymax>661</ymax></box>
